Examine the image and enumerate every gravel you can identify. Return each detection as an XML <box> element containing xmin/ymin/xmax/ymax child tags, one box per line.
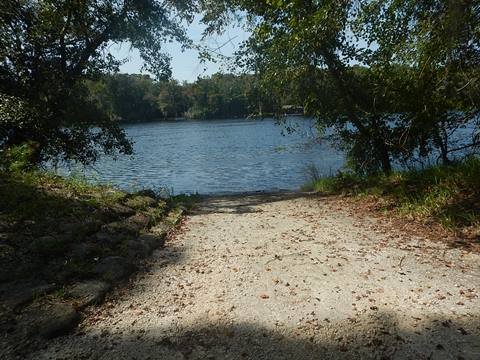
<box><xmin>27</xmin><ymin>193</ymin><xmax>480</xmax><ymax>360</ymax></box>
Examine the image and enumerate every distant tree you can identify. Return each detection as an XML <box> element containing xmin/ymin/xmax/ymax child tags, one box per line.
<box><xmin>79</xmin><ymin>72</ymin><xmax>276</xmax><ymax>122</ymax></box>
<box><xmin>185</xmin><ymin>73</ymin><xmax>271</xmax><ymax>119</ymax></box>
<box><xmin>0</xmin><ymin>0</ymin><xmax>196</xmax><ymax>164</ymax></box>
<box><xmin>157</xmin><ymin>80</ymin><xmax>189</xmax><ymax>118</ymax></box>
<box><xmin>106</xmin><ymin>74</ymin><xmax>160</xmax><ymax>122</ymax></box>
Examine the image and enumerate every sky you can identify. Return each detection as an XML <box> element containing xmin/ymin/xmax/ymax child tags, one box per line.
<box><xmin>109</xmin><ymin>18</ymin><xmax>250</xmax><ymax>83</ymax></box>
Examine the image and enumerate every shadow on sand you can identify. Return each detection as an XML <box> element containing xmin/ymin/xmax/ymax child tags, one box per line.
<box><xmin>26</xmin><ymin>310</ymin><xmax>480</xmax><ymax>359</ymax></box>
<box><xmin>191</xmin><ymin>191</ymin><xmax>314</xmax><ymax>215</ymax></box>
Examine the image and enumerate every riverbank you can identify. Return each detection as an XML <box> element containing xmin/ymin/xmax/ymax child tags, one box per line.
<box><xmin>23</xmin><ymin>192</ymin><xmax>480</xmax><ymax>359</ymax></box>
<box><xmin>2</xmin><ymin>162</ymin><xmax>479</xmax><ymax>358</ymax></box>
<box><xmin>0</xmin><ymin>171</ymin><xmax>186</xmax><ymax>356</ymax></box>
<box><xmin>303</xmin><ymin>157</ymin><xmax>480</xmax><ymax>248</ymax></box>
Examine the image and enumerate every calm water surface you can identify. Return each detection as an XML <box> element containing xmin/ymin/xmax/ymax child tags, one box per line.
<box><xmin>71</xmin><ymin>118</ymin><xmax>345</xmax><ymax>194</ymax></box>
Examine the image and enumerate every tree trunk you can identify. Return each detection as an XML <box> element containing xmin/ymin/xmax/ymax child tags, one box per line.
<box><xmin>320</xmin><ymin>49</ymin><xmax>392</xmax><ymax>174</ymax></box>
<box><xmin>376</xmin><ymin>138</ymin><xmax>392</xmax><ymax>173</ymax></box>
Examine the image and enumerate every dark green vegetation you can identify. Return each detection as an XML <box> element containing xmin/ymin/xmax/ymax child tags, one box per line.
<box><xmin>303</xmin><ymin>157</ymin><xmax>480</xmax><ymax>232</ymax></box>
<box><xmin>0</xmin><ymin>0</ymin><xmax>293</xmax><ymax>165</ymax></box>
<box><xmin>85</xmin><ymin>72</ymin><xmax>279</xmax><ymax>122</ymax></box>
<box><xmin>208</xmin><ymin>0</ymin><xmax>480</xmax><ymax>173</ymax></box>
<box><xmin>0</xmin><ymin>0</ymin><xmax>198</xmax><ymax>165</ymax></box>
<box><xmin>2</xmin><ymin>0</ymin><xmax>479</xmax><ymax>173</ymax></box>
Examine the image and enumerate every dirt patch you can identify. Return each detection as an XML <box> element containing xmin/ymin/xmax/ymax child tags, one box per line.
<box><xmin>20</xmin><ymin>193</ymin><xmax>480</xmax><ymax>360</ymax></box>
<box><xmin>331</xmin><ymin>194</ymin><xmax>480</xmax><ymax>253</ymax></box>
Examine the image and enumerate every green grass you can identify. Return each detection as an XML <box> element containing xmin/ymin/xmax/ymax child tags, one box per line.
<box><xmin>0</xmin><ymin>170</ymin><xmax>127</xmax><ymax>222</ymax></box>
<box><xmin>303</xmin><ymin>157</ymin><xmax>480</xmax><ymax>230</ymax></box>
<box><xmin>167</xmin><ymin>193</ymin><xmax>202</xmax><ymax>211</ymax></box>
<box><xmin>0</xmin><ymin>170</ymin><xmax>200</xmax><ymax>226</ymax></box>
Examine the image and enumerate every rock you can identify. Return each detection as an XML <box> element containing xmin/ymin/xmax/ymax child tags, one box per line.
<box><xmin>0</xmin><ymin>282</ymin><xmax>57</xmax><ymax>312</ymax></box>
<box><xmin>0</xmin><ymin>219</ymin><xmax>12</xmax><ymax>232</ymax></box>
<box><xmin>101</xmin><ymin>213</ymin><xmax>153</xmax><ymax>238</ymax></box>
<box><xmin>94</xmin><ymin>256</ymin><xmax>134</xmax><ymax>283</ymax></box>
<box><xmin>138</xmin><ymin>233</ymin><xmax>167</xmax><ymax>252</ymax></box>
<box><xmin>126</xmin><ymin>213</ymin><xmax>152</xmax><ymax>229</ymax></box>
<box><xmin>135</xmin><ymin>189</ymin><xmax>157</xmax><ymax>199</ymax></box>
<box><xmin>30</xmin><ymin>235</ymin><xmax>67</xmax><ymax>257</ymax></box>
<box><xmin>0</xmin><ymin>241</ymin><xmax>16</xmax><ymax>283</ymax></box>
<box><xmin>94</xmin><ymin>230</ymin><xmax>115</xmax><ymax>242</ymax></box>
<box><xmin>0</xmin><ymin>243</ymin><xmax>15</xmax><ymax>258</ymax></box>
<box><xmin>124</xmin><ymin>195</ymin><xmax>157</xmax><ymax>210</ymax></box>
<box><xmin>126</xmin><ymin>239</ymin><xmax>150</xmax><ymax>259</ymax></box>
<box><xmin>59</xmin><ymin>221</ymin><xmax>102</xmax><ymax>239</ymax></box>
<box><xmin>126</xmin><ymin>231</ymin><xmax>168</xmax><ymax>258</ymax></box>
<box><xmin>101</xmin><ymin>221</ymin><xmax>139</xmax><ymax>236</ymax></box>
<box><xmin>102</xmin><ymin>189</ymin><xmax>125</xmax><ymax>199</ymax></box>
<box><xmin>150</xmin><ymin>222</ymin><xmax>170</xmax><ymax>237</ymax></box>
<box><xmin>108</xmin><ymin>203</ymin><xmax>136</xmax><ymax>217</ymax></box>
<box><xmin>0</xmin><ymin>307</ymin><xmax>16</xmax><ymax>334</ymax></box>
<box><xmin>71</xmin><ymin>242</ymin><xmax>95</xmax><ymax>258</ymax></box>
<box><xmin>58</xmin><ymin>222</ymin><xmax>78</xmax><ymax>234</ymax></box>
<box><xmin>26</xmin><ymin>302</ymin><xmax>80</xmax><ymax>339</ymax></box>
<box><xmin>67</xmin><ymin>280</ymin><xmax>110</xmax><ymax>309</ymax></box>
<box><xmin>93</xmin><ymin>231</ymin><xmax>130</xmax><ymax>248</ymax></box>
<box><xmin>190</xmin><ymin>345</ymin><xmax>207</xmax><ymax>360</ymax></box>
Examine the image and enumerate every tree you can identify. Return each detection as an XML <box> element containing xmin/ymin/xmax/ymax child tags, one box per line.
<box><xmin>76</xmin><ymin>71</ymin><xmax>275</xmax><ymax>122</ymax></box>
<box><xmin>204</xmin><ymin>0</ymin><xmax>480</xmax><ymax>173</ymax></box>
<box><xmin>183</xmin><ymin>73</ymin><xmax>269</xmax><ymax>119</ymax></box>
<box><xmin>203</xmin><ymin>0</ymin><xmax>397</xmax><ymax>172</ymax></box>
<box><xmin>355</xmin><ymin>0</ymin><xmax>480</xmax><ymax>166</ymax></box>
<box><xmin>0</xmin><ymin>0</ymin><xmax>196</xmax><ymax>165</ymax></box>
<box><xmin>106</xmin><ymin>74</ymin><xmax>160</xmax><ymax>122</ymax></box>
<box><xmin>157</xmin><ymin>80</ymin><xmax>189</xmax><ymax>118</ymax></box>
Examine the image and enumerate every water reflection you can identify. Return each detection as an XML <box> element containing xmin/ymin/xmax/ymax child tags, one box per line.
<box><xmin>64</xmin><ymin>117</ymin><xmax>345</xmax><ymax>194</ymax></box>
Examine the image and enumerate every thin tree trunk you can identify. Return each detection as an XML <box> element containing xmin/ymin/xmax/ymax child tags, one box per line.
<box><xmin>375</xmin><ymin>138</ymin><xmax>392</xmax><ymax>173</ymax></box>
<box><xmin>320</xmin><ymin>49</ymin><xmax>392</xmax><ymax>173</ymax></box>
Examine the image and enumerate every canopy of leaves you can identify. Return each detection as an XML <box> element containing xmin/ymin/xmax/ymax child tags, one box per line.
<box><xmin>204</xmin><ymin>0</ymin><xmax>480</xmax><ymax>173</ymax></box>
<box><xmin>0</xmin><ymin>0</ymin><xmax>196</xmax><ymax>165</ymax></box>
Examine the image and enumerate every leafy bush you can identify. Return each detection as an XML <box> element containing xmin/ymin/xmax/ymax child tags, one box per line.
<box><xmin>0</xmin><ymin>142</ymin><xmax>39</xmax><ymax>172</ymax></box>
<box><xmin>305</xmin><ymin>157</ymin><xmax>480</xmax><ymax>229</ymax></box>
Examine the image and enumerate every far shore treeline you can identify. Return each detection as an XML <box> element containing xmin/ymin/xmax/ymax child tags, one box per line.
<box><xmin>86</xmin><ymin>72</ymin><xmax>280</xmax><ymax>122</ymax></box>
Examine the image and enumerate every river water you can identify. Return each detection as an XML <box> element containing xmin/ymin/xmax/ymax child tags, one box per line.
<box><xmin>69</xmin><ymin>117</ymin><xmax>345</xmax><ymax>194</ymax></box>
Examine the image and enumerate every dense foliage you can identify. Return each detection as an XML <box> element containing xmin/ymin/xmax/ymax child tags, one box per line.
<box><xmin>0</xmin><ymin>0</ymin><xmax>196</xmax><ymax>165</ymax></box>
<box><xmin>84</xmin><ymin>72</ymin><xmax>281</xmax><ymax>122</ymax></box>
<box><xmin>304</xmin><ymin>156</ymin><xmax>480</xmax><ymax>231</ymax></box>
<box><xmin>1</xmin><ymin>0</ymin><xmax>479</xmax><ymax>173</ymax></box>
<box><xmin>205</xmin><ymin>0</ymin><xmax>480</xmax><ymax>173</ymax></box>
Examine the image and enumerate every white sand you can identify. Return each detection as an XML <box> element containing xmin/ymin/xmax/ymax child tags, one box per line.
<box><xmin>31</xmin><ymin>193</ymin><xmax>480</xmax><ymax>359</ymax></box>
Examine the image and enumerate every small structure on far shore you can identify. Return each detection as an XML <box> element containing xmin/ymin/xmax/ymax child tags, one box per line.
<box><xmin>281</xmin><ymin>105</ymin><xmax>304</xmax><ymax>116</ymax></box>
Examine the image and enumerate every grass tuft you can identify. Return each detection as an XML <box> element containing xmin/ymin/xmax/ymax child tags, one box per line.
<box><xmin>304</xmin><ymin>157</ymin><xmax>480</xmax><ymax>230</ymax></box>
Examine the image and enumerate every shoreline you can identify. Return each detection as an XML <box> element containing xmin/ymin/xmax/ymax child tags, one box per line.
<box><xmin>23</xmin><ymin>190</ymin><xmax>480</xmax><ymax>359</ymax></box>
<box><xmin>1</xmin><ymin>168</ymin><xmax>478</xmax><ymax>357</ymax></box>
<box><xmin>0</xmin><ymin>171</ymin><xmax>186</xmax><ymax>356</ymax></box>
